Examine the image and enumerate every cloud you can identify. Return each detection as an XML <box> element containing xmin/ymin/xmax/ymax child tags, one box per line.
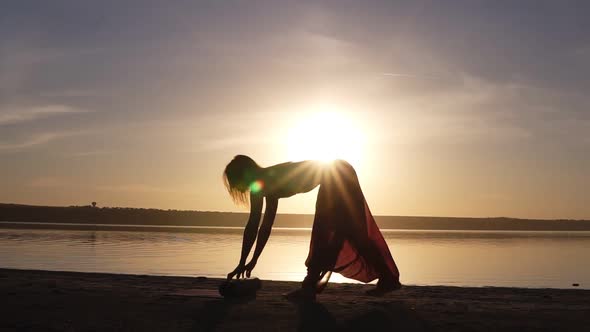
<box><xmin>67</xmin><ymin>150</ymin><xmax>112</xmax><ymax>158</ymax></box>
<box><xmin>573</xmin><ymin>45</ymin><xmax>590</xmax><ymax>57</ymax></box>
<box><xmin>381</xmin><ymin>72</ymin><xmax>445</xmax><ymax>81</ymax></box>
<box><xmin>40</xmin><ymin>88</ymin><xmax>108</xmax><ymax>98</ymax></box>
<box><xmin>374</xmin><ymin>72</ymin><xmax>590</xmax><ymax>146</ymax></box>
<box><xmin>0</xmin><ymin>104</ymin><xmax>90</xmax><ymax>126</ymax></box>
<box><xmin>26</xmin><ymin>177</ymin><xmax>65</xmax><ymax>188</ymax></box>
<box><xmin>193</xmin><ymin>135</ymin><xmax>269</xmax><ymax>152</ymax></box>
<box><xmin>0</xmin><ymin>130</ymin><xmax>89</xmax><ymax>152</ymax></box>
<box><xmin>0</xmin><ymin>40</ymin><xmax>105</xmax><ymax>94</ymax></box>
<box><xmin>96</xmin><ymin>184</ymin><xmax>178</xmax><ymax>194</ymax></box>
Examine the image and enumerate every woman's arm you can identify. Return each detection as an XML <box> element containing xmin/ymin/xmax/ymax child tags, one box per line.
<box><xmin>244</xmin><ymin>196</ymin><xmax>278</xmax><ymax>277</ymax></box>
<box><xmin>227</xmin><ymin>192</ymin><xmax>263</xmax><ymax>279</ymax></box>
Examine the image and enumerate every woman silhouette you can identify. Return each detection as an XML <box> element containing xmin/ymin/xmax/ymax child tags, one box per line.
<box><xmin>224</xmin><ymin>155</ymin><xmax>401</xmax><ymax>300</ymax></box>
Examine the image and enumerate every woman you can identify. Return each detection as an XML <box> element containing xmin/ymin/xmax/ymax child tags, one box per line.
<box><xmin>224</xmin><ymin>155</ymin><xmax>401</xmax><ymax>300</ymax></box>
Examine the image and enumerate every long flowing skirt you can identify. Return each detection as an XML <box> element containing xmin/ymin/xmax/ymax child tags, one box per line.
<box><xmin>305</xmin><ymin>160</ymin><xmax>400</xmax><ymax>284</ymax></box>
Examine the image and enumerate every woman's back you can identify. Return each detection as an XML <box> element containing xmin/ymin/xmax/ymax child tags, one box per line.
<box><xmin>262</xmin><ymin>160</ymin><xmax>324</xmax><ymax>198</ymax></box>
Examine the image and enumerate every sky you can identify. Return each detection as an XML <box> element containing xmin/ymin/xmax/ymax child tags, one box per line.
<box><xmin>1</xmin><ymin>1</ymin><xmax>589</xmax><ymax>219</ymax></box>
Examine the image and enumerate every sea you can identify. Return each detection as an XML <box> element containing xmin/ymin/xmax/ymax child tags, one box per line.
<box><xmin>1</xmin><ymin>222</ymin><xmax>589</xmax><ymax>289</ymax></box>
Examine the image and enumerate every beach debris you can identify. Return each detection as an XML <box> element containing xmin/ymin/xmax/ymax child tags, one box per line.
<box><xmin>170</xmin><ymin>289</ymin><xmax>221</xmax><ymax>298</ymax></box>
<box><xmin>219</xmin><ymin>278</ymin><xmax>262</xmax><ymax>298</ymax></box>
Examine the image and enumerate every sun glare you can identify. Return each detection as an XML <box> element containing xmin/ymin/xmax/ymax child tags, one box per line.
<box><xmin>286</xmin><ymin>107</ymin><xmax>365</xmax><ymax>166</ymax></box>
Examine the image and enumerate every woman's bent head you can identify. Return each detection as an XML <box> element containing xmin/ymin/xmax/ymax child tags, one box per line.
<box><xmin>223</xmin><ymin>155</ymin><xmax>261</xmax><ymax>205</ymax></box>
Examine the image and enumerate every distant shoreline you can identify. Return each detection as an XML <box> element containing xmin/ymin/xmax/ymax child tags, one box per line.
<box><xmin>3</xmin><ymin>221</ymin><xmax>590</xmax><ymax>234</ymax></box>
<box><xmin>2</xmin><ymin>203</ymin><xmax>590</xmax><ymax>231</ymax></box>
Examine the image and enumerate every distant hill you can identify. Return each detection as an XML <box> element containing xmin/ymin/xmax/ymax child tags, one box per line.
<box><xmin>1</xmin><ymin>203</ymin><xmax>590</xmax><ymax>231</ymax></box>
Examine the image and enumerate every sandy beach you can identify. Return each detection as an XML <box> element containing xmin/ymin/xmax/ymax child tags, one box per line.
<box><xmin>1</xmin><ymin>269</ymin><xmax>588</xmax><ymax>331</ymax></box>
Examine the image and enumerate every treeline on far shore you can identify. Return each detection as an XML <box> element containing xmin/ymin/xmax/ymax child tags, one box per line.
<box><xmin>1</xmin><ymin>203</ymin><xmax>590</xmax><ymax>231</ymax></box>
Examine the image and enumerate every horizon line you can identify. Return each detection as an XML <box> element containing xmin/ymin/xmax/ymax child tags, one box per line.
<box><xmin>1</xmin><ymin>202</ymin><xmax>589</xmax><ymax>222</ymax></box>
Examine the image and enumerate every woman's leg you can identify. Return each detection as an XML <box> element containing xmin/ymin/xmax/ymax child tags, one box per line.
<box><xmin>348</xmin><ymin>230</ymin><xmax>401</xmax><ymax>295</ymax></box>
<box><xmin>288</xmin><ymin>184</ymin><xmax>344</xmax><ymax>301</ymax></box>
<box><xmin>363</xmin><ymin>242</ymin><xmax>402</xmax><ymax>294</ymax></box>
<box><xmin>301</xmin><ymin>267</ymin><xmax>322</xmax><ymax>292</ymax></box>
<box><xmin>284</xmin><ymin>268</ymin><xmax>320</xmax><ymax>302</ymax></box>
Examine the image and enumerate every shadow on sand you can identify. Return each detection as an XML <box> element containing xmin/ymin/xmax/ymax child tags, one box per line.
<box><xmin>193</xmin><ymin>292</ymin><xmax>428</xmax><ymax>332</ymax></box>
<box><xmin>296</xmin><ymin>300</ymin><xmax>428</xmax><ymax>332</ymax></box>
<box><xmin>193</xmin><ymin>295</ymin><xmax>257</xmax><ymax>331</ymax></box>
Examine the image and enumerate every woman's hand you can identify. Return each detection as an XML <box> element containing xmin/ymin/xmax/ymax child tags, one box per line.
<box><xmin>227</xmin><ymin>263</ymin><xmax>247</xmax><ymax>280</ymax></box>
<box><xmin>226</xmin><ymin>259</ymin><xmax>257</xmax><ymax>280</ymax></box>
<box><xmin>244</xmin><ymin>259</ymin><xmax>257</xmax><ymax>278</ymax></box>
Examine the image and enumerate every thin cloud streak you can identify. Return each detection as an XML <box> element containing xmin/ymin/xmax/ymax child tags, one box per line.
<box><xmin>96</xmin><ymin>184</ymin><xmax>186</xmax><ymax>194</ymax></box>
<box><xmin>40</xmin><ymin>88</ymin><xmax>109</xmax><ymax>98</ymax></box>
<box><xmin>0</xmin><ymin>130</ymin><xmax>90</xmax><ymax>152</ymax></box>
<box><xmin>26</xmin><ymin>177</ymin><xmax>66</xmax><ymax>188</ymax></box>
<box><xmin>381</xmin><ymin>72</ymin><xmax>445</xmax><ymax>81</ymax></box>
<box><xmin>67</xmin><ymin>150</ymin><xmax>113</xmax><ymax>158</ymax></box>
<box><xmin>0</xmin><ymin>105</ymin><xmax>91</xmax><ymax>126</ymax></box>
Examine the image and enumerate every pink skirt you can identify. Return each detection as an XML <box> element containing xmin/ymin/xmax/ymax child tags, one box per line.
<box><xmin>305</xmin><ymin>160</ymin><xmax>400</xmax><ymax>283</ymax></box>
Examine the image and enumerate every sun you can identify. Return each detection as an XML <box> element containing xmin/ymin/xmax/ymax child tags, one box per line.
<box><xmin>286</xmin><ymin>107</ymin><xmax>365</xmax><ymax>166</ymax></box>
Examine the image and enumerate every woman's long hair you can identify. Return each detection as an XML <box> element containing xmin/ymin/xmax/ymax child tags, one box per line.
<box><xmin>223</xmin><ymin>155</ymin><xmax>260</xmax><ymax>206</ymax></box>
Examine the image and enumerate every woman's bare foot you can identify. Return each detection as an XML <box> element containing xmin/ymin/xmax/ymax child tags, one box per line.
<box><xmin>365</xmin><ymin>280</ymin><xmax>402</xmax><ymax>297</ymax></box>
<box><xmin>283</xmin><ymin>287</ymin><xmax>316</xmax><ymax>302</ymax></box>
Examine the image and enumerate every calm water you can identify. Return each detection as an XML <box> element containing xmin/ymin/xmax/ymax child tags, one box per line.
<box><xmin>1</xmin><ymin>225</ymin><xmax>589</xmax><ymax>289</ymax></box>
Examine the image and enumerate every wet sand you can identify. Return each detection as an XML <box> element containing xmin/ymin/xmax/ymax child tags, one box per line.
<box><xmin>1</xmin><ymin>269</ymin><xmax>588</xmax><ymax>331</ymax></box>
